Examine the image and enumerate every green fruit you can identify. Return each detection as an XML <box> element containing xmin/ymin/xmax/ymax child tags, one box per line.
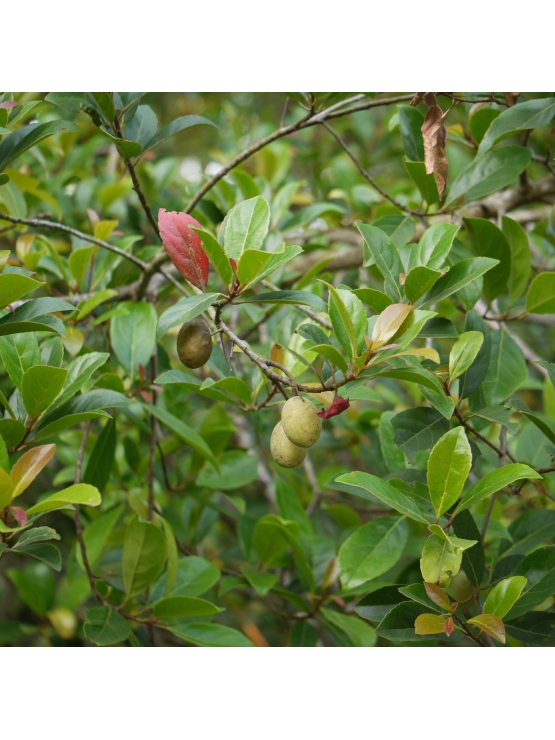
<box><xmin>270</xmin><ymin>422</ymin><xmax>307</xmax><ymax>468</ymax></box>
<box><xmin>281</xmin><ymin>396</ymin><xmax>322</xmax><ymax>448</ymax></box>
<box><xmin>176</xmin><ymin>318</ymin><xmax>212</xmax><ymax>369</ymax></box>
<box><xmin>449</xmin><ymin>569</ymin><xmax>473</xmax><ymax>602</ymax></box>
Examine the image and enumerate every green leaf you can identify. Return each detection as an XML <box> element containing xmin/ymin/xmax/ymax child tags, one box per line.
<box><xmin>449</xmin><ymin>331</ymin><xmax>484</xmax><ymax>383</ymax></box>
<box><xmin>526</xmin><ymin>272</ymin><xmax>555</xmax><ymax>314</ymax></box>
<box><xmin>21</xmin><ymin>365</ymin><xmax>67</xmax><ymax>418</ymax></box>
<box><xmin>152</xmin><ymin>596</ymin><xmax>223</xmax><ymax>619</ymax></box>
<box><xmin>310</xmin><ymin>344</ymin><xmax>348</xmax><ymax>375</ymax></box>
<box><xmin>110</xmin><ymin>301</ymin><xmax>157</xmax><ymax>381</ymax></box>
<box><xmin>84</xmin><ymin>607</ymin><xmax>131</xmax><ymax>646</ymax></box>
<box><xmin>391</xmin><ymin>407</ymin><xmax>450</xmax><ymax>464</ymax></box>
<box><xmin>236</xmin><ymin>249</ymin><xmax>273</xmax><ymax>287</ymax></box>
<box><xmin>0</xmin><ymin>274</ymin><xmax>44</xmax><ymax>310</ymax></box>
<box><xmin>156</xmin><ymin>292</ymin><xmax>218</xmax><ymax>340</ymax></box>
<box><xmin>354</xmin><ymin>586</ymin><xmax>409</xmax><ymax>622</ymax></box>
<box><xmin>404</xmin><ymin>266</ymin><xmax>443</xmax><ymax>303</ymax></box>
<box><xmin>505</xmin><ymin>612</ymin><xmax>555</xmax><ymax>646</ymax></box>
<box><xmin>458</xmin><ymin>311</ymin><xmax>491</xmax><ymax>400</ymax></box>
<box><xmin>125</xmin><ymin>104</ymin><xmax>158</xmax><ymax>147</ymax></box>
<box><xmin>502</xmin><ymin>216</ymin><xmax>530</xmax><ymax>305</ymax></box>
<box><xmin>468</xmin><ymin>405</ymin><xmax>519</xmax><ymax>435</ymax></box>
<box><xmin>420</xmin><ymin>533</ymin><xmax>476</xmax><ymax>587</ymax></box>
<box><xmin>0</xmin><ymin>333</ymin><xmax>39</xmax><ymax>388</ymax></box>
<box><xmin>335</xmin><ymin>472</ymin><xmax>429</xmax><ymax>523</ymax></box>
<box><xmin>122</xmin><ymin>515</ymin><xmax>166</xmax><ymax>597</ymax></box>
<box><xmin>398</xmin><ymin>106</ymin><xmax>424</xmax><ymax>161</ymax></box>
<box><xmin>69</xmin><ymin>245</ymin><xmax>95</xmax><ymax>287</ymax></box>
<box><xmin>197</xmin><ymin>450</ymin><xmax>256</xmax><ymax>489</ymax></box>
<box><xmin>240</xmin><ymin>567</ymin><xmax>278</xmax><ymax>597</ymax></box>
<box><xmin>338</xmin><ymin>515</ymin><xmax>408</xmax><ymax>589</ymax></box>
<box><xmin>484</xmin><ymin>576</ymin><xmax>527</xmax><ymax>618</ymax></box>
<box><xmin>356</xmin><ymin>223</ymin><xmax>403</xmax><ymax>301</ymax></box>
<box><xmin>11</xmin><ymin>443</ymin><xmax>56</xmax><ymax>498</ymax></box>
<box><xmin>323</xmin><ymin>282</ymin><xmax>358</xmax><ymax>359</ymax></box>
<box><xmin>319</xmin><ymin>608</ymin><xmax>376</xmax><ymax>647</ymax></box>
<box><xmin>378</xmin><ymin>410</ymin><xmax>406</xmax><ymax>473</ymax></box>
<box><xmin>32</xmin><ymin>410</ymin><xmax>110</xmax><ymax>442</ymax></box>
<box><xmin>76</xmin><ymin>504</ymin><xmax>123</xmax><ymax>570</ymax></box>
<box><xmin>445</xmin><ymin>147</ymin><xmax>532</xmax><ymax>207</ymax></box>
<box><xmin>352</xmin><ymin>288</ymin><xmax>393</xmax><ymax>313</ymax></box>
<box><xmin>200</xmin><ymin>377</ymin><xmax>252</xmax><ymax>406</ymax></box>
<box><xmin>237</xmin><ymin>290</ymin><xmax>327</xmax><ymax>313</ymax></box>
<box><xmin>219</xmin><ymin>196</ymin><xmax>270</xmax><ymax>263</ymax></box>
<box><xmin>398</xmin><ymin>583</ymin><xmax>444</xmax><ymax>612</ymax></box>
<box><xmin>376</xmin><ymin>601</ymin><xmax>435</xmax><ymax>642</ymax></box>
<box><xmin>427</xmin><ymin>428</ymin><xmax>472</xmax><ymax>518</ymax></box>
<box><xmin>0</xmin><ymin>419</ymin><xmax>25</xmax><ymax>447</ymax></box>
<box><xmin>190</xmin><ymin>226</ymin><xmax>233</xmax><ymax>287</ymax></box>
<box><xmin>147</xmin><ymin>404</ymin><xmax>218</xmax><ymax>470</ymax></box>
<box><xmin>167</xmin><ymin>622</ymin><xmax>252</xmax><ymax>647</ymax></box>
<box><xmin>403</xmin><ymin>159</ymin><xmax>439</xmax><ymax>205</ymax></box>
<box><xmin>241</xmin><ymin>245</ymin><xmax>303</xmax><ymax>288</ymax></box>
<box><xmin>452</xmin><ymin>510</ymin><xmax>484</xmax><ymax>587</ymax></box>
<box><xmin>7</xmin><ymin>562</ymin><xmax>55</xmax><ymax>615</ymax></box>
<box><xmin>418</xmin><ymin>257</ymin><xmax>499</xmax><ymax>309</ymax></box>
<box><xmin>141</xmin><ymin>115</ymin><xmax>215</xmax><ymax>153</ymax></box>
<box><xmin>83</xmin><ymin>417</ymin><xmax>116</xmax><ymax>492</ymax></box>
<box><xmin>26</xmin><ymin>483</ymin><xmax>101</xmax><ymax>516</ymax></box>
<box><xmin>47</xmin><ymin>352</ymin><xmax>110</xmax><ymax>413</ymax></box>
<box><xmin>151</xmin><ymin>556</ymin><xmax>220</xmax><ymax>600</ymax></box>
<box><xmin>477</xmin><ymin>97</ymin><xmax>555</xmax><ymax>156</ymax></box>
<box><xmin>10</xmin><ymin>542</ymin><xmax>61</xmax><ymax>571</ymax></box>
<box><xmin>454</xmin><ymin>463</ymin><xmax>540</xmax><ymax>516</ymax></box>
<box><xmin>408</xmin><ymin>223</ymin><xmax>459</xmax><ymax>272</ymax></box>
<box><xmin>483</xmin><ymin>329</ymin><xmax>528</xmax><ymax>405</ymax></box>
<box><xmin>373</xmin><ymin>215</ymin><xmax>415</xmax><ymax>247</ymax></box>
<box><xmin>464</xmin><ymin>218</ymin><xmax>511</xmax><ymax>302</ymax></box>
<box><xmin>0</xmin><ymin>120</ymin><xmax>80</xmax><ymax>173</ymax></box>
<box><xmin>499</xmin><ymin>510</ymin><xmax>555</xmax><ymax>560</ymax></box>
<box><xmin>505</xmin><ymin>547</ymin><xmax>555</xmax><ymax>620</ymax></box>
<box><xmin>12</xmin><ymin>526</ymin><xmax>59</xmax><ymax>547</ymax></box>
<box><xmin>290</xmin><ymin>620</ymin><xmax>318</xmax><ymax>646</ymax></box>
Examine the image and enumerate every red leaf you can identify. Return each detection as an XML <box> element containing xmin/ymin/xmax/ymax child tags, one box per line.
<box><xmin>11</xmin><ymin>506</ymin><xmax>27</xmax><ymax>527</ymax></box>
<box><xmin>0</xmin><ymin>102</ymin><xmax>20</xmax><ymax>110</ymax></box>
<box><xmin>316</xmin><ymin>395</ymin><xmax>350</xmax><ymax>420</ymax></box>
<box><xmin>229</xmin><ymin>258</ymin><xmax>238</xmax><ymax>273</ymax></box>
<box><xmin>444</xmin><ymin>617</ymin><xmax>454</xmax><ymax>637</ymax></box>
<box><xmin>158</xmin><ymin>209</ymin><xmax>209</xmax><ymax>291</ymax></box>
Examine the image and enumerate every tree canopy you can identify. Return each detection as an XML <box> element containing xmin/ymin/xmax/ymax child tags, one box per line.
<box><xmin>1</xmin><ymin>91</ymin><xmax>555</xmax><ymax>647</ymax></box>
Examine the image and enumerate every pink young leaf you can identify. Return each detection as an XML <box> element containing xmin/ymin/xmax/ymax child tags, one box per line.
<box><xmin>158</xmin><ymin>209</ymin><xmax>209</xmax><ymax>291</ymax></box>
<box><xmin>0</xmin><ymin>102</ymin><xmax>20</xmax><ymax>110</ymax></box>
<box><xmin>443</xmin><ymin>618</ymin><xmax>454</xmax><ymax>637</ymax></box>
<box><xmin>316</xmin><ymin>395</ymin><xmax>350</xmax><ymax>420</ymax></box>
<box><xmin>11</xmin><ymin>506</ymin><xmax>27</xmax><ymax>527</ymax></box>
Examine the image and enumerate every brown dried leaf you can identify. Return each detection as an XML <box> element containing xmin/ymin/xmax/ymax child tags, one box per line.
<box><xmin>421</xmin><ymin>93</ymin><xmax>449</xmax><ymax>198</ymax></box>
<box><xmin>503</xmin><ymin>93</ymin><xmax>520</xmax><ymax>107</ymax></box>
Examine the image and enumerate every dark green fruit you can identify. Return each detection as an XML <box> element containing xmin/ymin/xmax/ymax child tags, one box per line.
<box><xmin>177</xmin><ymin>318</ymin><xmax>212</xmax><ymax>369</ymax></box>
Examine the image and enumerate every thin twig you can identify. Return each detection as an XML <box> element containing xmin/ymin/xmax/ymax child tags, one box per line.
<box><xmin>147</xmin><ymin>346</ymin><xmax>159</xmax><ymax>521</ymax></box>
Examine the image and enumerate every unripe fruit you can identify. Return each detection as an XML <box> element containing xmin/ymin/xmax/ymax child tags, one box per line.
<box><xmin>449</xmin><ymin>569</ymin><xmax>473</xmax><ymax>602</ymax></box>
<box><xmin>177</xmin><ymin>318</ymin><xmax>212</xmax><ymax>369</ymax></box>
<box><xmin>270</xmin><ymin>422</ymin><xmax>307</xmax><ymax>468</ymax></box>
<box><xmin>281</xmin><ymin>396</ymin><xmax>322</xmax><ymax>448</ymax></box>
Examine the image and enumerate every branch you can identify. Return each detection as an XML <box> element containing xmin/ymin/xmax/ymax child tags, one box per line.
<box><xmin>0</xmin><ymin>211</ymin><xmax>148</xmax><ymax>271</ymax></box>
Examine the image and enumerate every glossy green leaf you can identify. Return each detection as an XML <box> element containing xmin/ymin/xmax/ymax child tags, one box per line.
<box><xmin>408</xmin><ymin>223</ymin><xmax>459</xmax><ymax>272</ymax></box>
<box><xmin>375</xmin><ymin>601</ymin><xmax>435</xmax><ymax>642</ymax></box>
<box><xmin>111</xmin><ymin>301</ymin><xmax>157</xmax><ymax>381</ymax></box>
<box><xmin>445</xmin><ymin>147</ymin><xmax>532</xmax><ymax>207</ymax></box>
<box><xmin>335</xmin><ymin>471</ymin><xmax>429</xmax><ymax>523</ymax></box>
<box><xmin>427</xmin><ymin>428</ymin><xmax>472</xmax><ymax>518</ymax></box>
<box><xmin>404</xmin><ymin>266</ymin><xmax>443</xmax><ymax>303</ymax></box>
<box><xmin>451</xmin><ymin>510</ymin><xmax>484</xmax><ymax>587</ymax></box>
<box><xmin>420</xmin><ymin>533</ymin><xmax>477</xmax><ymax>587</ymax></box>
<box><xmin>449</xmin><ymin>331</ymin><xmax>484</xmax><ymax>383</ymax></box>
<box><xmin>526</xmin><ymin>272</ymin><xmax>555</xmax><ymax>314</ymax></box>
<box><xmin>502</xmin><ymin>216</ymin><xmax>530</xmax><ymax>305</ymax></box>
<box><xmin>391</xmin><ymin>407</ymin><xmax>450</xmax><ymax>464</ymax></box>
<box><xmin>168</xmin><ymin>622</ymin><xmax>252</xmax><ymax>647</ymax></box>
<box><xmin>505</xmin><ymin>547</ymin><xmax>555</xmax><ymax>620</ymax></box>
<box><xmin>403</xmin><ymin>159</ymin><xmax>439</xmax><ymax>205</ymax></box>
<box><xmin>11</xmin><ymin>444</ymin><xmax>56</xmax><ymax>499</ymax></box>
<box><xmin>26</xmin><ymin>483</ymin><xmax>101</xmax><ymax>515</ymax></box>
<box><xmin>354</xmin><ymin>586</ymin><xmax>409</xmax><ymax>623</ymax></box>
<box><xmin>378</xmin><ymin>410</ymin><xmax>406</xmax><ymax>473</ymax></box>
<box><xmin>338</xmin><ymin>515</ymin><xmax>407</xmax><ymax>589</ymax></box>
<box><xmin>83</xmin><ymin>417</ymin><xmax>116</xmax><ymax>492</ymax></box>
<box><xmin>483</xmin><ymin>329</ymin><xmax>528</xmax><ymax>405</ymax></box>
<box><xmin>506</xmin><ymin>612</ymin><xmax>555</xmax><ymax>646</ymax></box>
<box><xmin>324</xmin><ymin>282</ymin><xmax>359</xmax><ymax>359</ymax></box>
<box><xmin>418</xmin><ymin>257</ymin><xmax>499</xmax><ymax>309</ymax></box>
<box><xmin>84</xmin><ymin>607</ymin><xmax>131</xmax><ymax>646</ymax></box>
<box><xmin>237</xmin><ymin>290</ymin><xmax>327</xmax><ymax>313</ymax></box>
<box><xmin>484</xmin><ymin>576</ymin><xmax>527</xmax><ymax>618</ymax></box>
<box><xmin>240</xmin><ymin>567</ymin><xmax>278</xmax><ymax>597</ymax></box>
<box><xmin>319</xmin><ymin>607</ymin><xmax>376</xmax><ymax>647</ymax></box>
<box><xmin>464</xmin><ymin>218</ymin><xmax>511</xmax><ymax>302</ymax></box>
<box><xmin>141</xmin><ymin>115</ymin><xmax>215</xmax><ymax>153</ymax></box>
<box><xmin>357</xmin><ymin>222</ymin><xmax>403</xmax><ymax>301</ymax></box>
<box><xmin>156</xmin><ymin>292</ymin><xmax>218</xmax><ymax>340</ymax></box>
<box><xmin>414</xmin><ymin>613</ymin><xmax>448</xmax><ymax>636</ymax></box>
<box><xmin>7</xmin><ymin>562</ymin><xmax>55</xmax><ymax>615</ymax></box>
<box><xmin>467</xmin><ymin>613</ymin><xmax>505</xmax><ymax>643</ymax></box>
<box><xmin>0</xmin><ymin>120</ymin><xmax>79</xmax><ymax>173</ymax></box>
<box><xmin>21</xmin><ymin>365</ymin><xmax>67</xmax><ymax>418</ymax></box>
<box><xmin>190</xmin><ymin>226</ymin><xmax>233</xmax><ymax>286</ymax></box>
<box><xmin>454</xmin><ymin>463</ymin><xmax>540</xmax><ymax>515</ymax></box>
<box><xmin>458</xmin><ymin>311</ymin><xmax>491</xmax><ymax>400</ymax></box>
<box><xmin>478</xmin><ymin>97</ymin><xmax>555</xmax><ymax>156</ymax></box>
<box><xmin>0</xmin><ymin>274</ymin><xmax>44</xmax><ymax>310</ymax></box>
<box><xmin>352</xmin><ymin>288</ymin><xmax>393</xmax><ymax>313</ymax></box>
<box><xmin>219</xmin><ymin>196</ymin><xmax>270</xmax><ymax>263</ymax></box>
<box><xmin>122</xmin><ymin>516</ymin><xmax>166</xmax><ymax>597</ymax></box>
<box><xmin>152</xmin><ymin>596</ymin><xmax>223</xmax><ymax>619</ymax></box>
<box><xmin>146</xmin><ymin>404</ymin><xmax>218</xmax><ymax>470</ymax></box>
<box><xmin>499</xmin><ymin>510</ymin><xmax>555</xmax><ymax>560</ymax></box>
<box><xmin>398</xmin><ymin>106</ymin><xmax>424</xmax><ymax>161</ymax></box>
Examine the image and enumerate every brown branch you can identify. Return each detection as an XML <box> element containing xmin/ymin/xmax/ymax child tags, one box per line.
<box><xmin>0</xmin><ymin>211</ymin><xmax>148</xmax><ymax>271</ymax></box>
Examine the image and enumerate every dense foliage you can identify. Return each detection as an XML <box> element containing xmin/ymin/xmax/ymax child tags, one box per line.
<box><xmin>1</xmin><ymin>92</ymin><xmax>555</xmax><ymax>647</ymax></box>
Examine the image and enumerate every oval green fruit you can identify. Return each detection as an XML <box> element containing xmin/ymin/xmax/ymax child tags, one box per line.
<box><xmin>270</xmin><ymin>422</ymin><xmax>307</xmax><ymax>468</ymax></box>
<box><xmin>281</xmin><ymin>396</ymin><xmax>322</xmax><ymax>448</ymax></box>
<box><xmin>176</xmin><ymin>317</ymin><xmax>212</xmax><ymax>369</ymax></box>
